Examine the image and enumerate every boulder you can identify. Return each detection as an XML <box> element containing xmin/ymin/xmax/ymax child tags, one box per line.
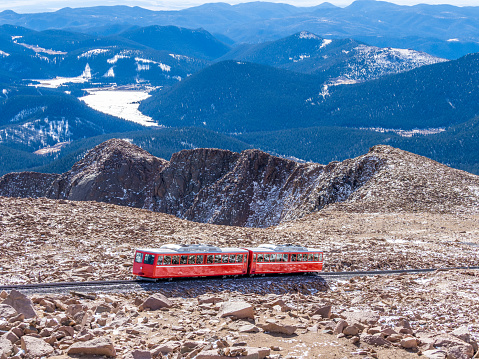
<box><xmin>343</xmin><ymin>326</ymin><xmax>360</xmax><ymax>336</ymax></box>
<box><xmin>360</xmin><ymin>334</ymin><xmax>391</xmax><ymax>347</ymax></box>
<box><xmin>434</xmin><ymin>334</ymin><xmax>474</xmax><ymax>358</ymax></box>
<box><xmin>21</xmin><ymin>336</ymin><xmax>54</xmax><ymax>357</ymax></box>
<box><xmin>196</xmin><ymin>347</ymin><xmax>269</xmax><ymax>359</ymax></box>
<box><xmin>0</xmin><ymin>337</ymin><xmax>13</xmax><ymax>359</ymax></box>
<box><xmin>423</xmin><ymin>349</ymin><xmax>447</xmax><ymax>359</ymax></box>
<box><xmin>239</xmin><ymin>324</ymin><xmax>260</xmax><ymax>333</ymax></box>
<box><xmin>0</xmin><ymin>304</ymin><xmax>17</xmax><ymax>320</ymax></box>
<box><xmin>219</xmin><ymin>302</ymin><xmax>254</xmax><ymax>319</ymax></box>
<box><xmin>67</xmin><ymin>337</ymin><xmax>116</xmax><ymax>357</ymax></box>
<box><xmin>447</xmin><ymin>346</ymin><xmax>473</xmax><ymax>359</ymax></box>
<box><xmin>257</xmin><ymin>321</ymin><xmax>296</xmax><ymax>335</ymax></box>
<box><xmin>1</xmin><ymin>290</ymin><xmax>36</xmax><ymax>319</ymax></box>
<box><xmin>333</xmin><ymin>320</ymin><xmax>348</xmax><ymax>335</ymax></box>
<box><xmin>311</xmin><ymin>304</ymin><xmax>332</xmax><ymax>319</ymax></box>
<box><xmin>139</xmin><ymin>293</ymin><xmax>172</xmax><ymax>311</ymax></box>
<box><xmin>343</xmin><ymin>311</ymin><xmax>380</xmax><ymax>326</ymax></box>
<box><xmin>452</xmin><ymin>326</ymin><xmax>478</xmax><ymax>353</ymax></box>
<box><xmin>124</xmin><ymin>349</ymin><xmax>152</xmax><ymax>359</ymax></box>
<box><xmin>151</xmin><ymin>341</ymin><xmax>181</xmax><ymax>355</ymax></box>
<box><xmin>198</xmin><ymin>296</ymin><xmax>224</xmax><ymax>305</ymax></box>
<box><xmin>400</xmin><ymin>337</ymin><xmax>418</xmax><ymax>349</ymax></box>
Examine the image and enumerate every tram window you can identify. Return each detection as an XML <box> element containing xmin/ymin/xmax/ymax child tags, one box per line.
<box><xmin>188</xmin><ymin>255</ymin><xmax>196</xmax><ymax>264</ymax></box>
<box><xmin>236</xmin><ymin>254</ymin><xmax>243</xmax><ymax>263</ymax></box>
<box><xmin>197</xmin><ymin>255</ymin><xmax>204</xmax><ymax>264</ymax></box>
<box><xmin>282</xmin><ymin>254</ymin><xmax>288</xmax><ymax>262</ymax></box>
<box><xmin>215</xmin><ymin>255</ymin><xmax>221</xmax><ymax>263</ymax></box>
<box><xmin>157</xmin><ymin>255</ymin><xmax>163</xmax><ymax>265</ymax></box>
<box><xmin>207</xmin><ymin>255</ymin><xmax>214</xmax><ymax>264</ymax></box>
<box><xmin>270</xmin><ymin>253</ymin><xmax>276</xmax><ymax>262</ymax></box>
<box><xmin>291</xmin><ymin>254</ymin><xmax>297</xmax><ymax>261</ymax></box>
<box><xmin>313</xmin><ymin>253</ymin><xmax>319</xmax><ymax>262</ymax></box>
<box><xmin>222</xmin><ymin>255</ymin><xmax>229</xmax><ymax>263</ymax></box>
<box><xmin>135</xmin><ymin>252</ymin><xmax>143</xmax><ymax>263</ymax></box>
<box><xmin>144</xmin><ymin>254</ymin><xmax>155</xmax><ymax>265</ymax></box>
<box><xmin>302</xmin><ymin>254</ymin><xmax>308</xmax><ymax>262</ymax></box>
<box><xmin>244</xmin><ymin>254</ymin><xmax>247</xmax><ymax>262</ymax></box>
<box><xmin>164</xmin><ymin>256</ymin><xmax>171</xmax><ymax>265</ymax></box>
<box><xmin>229</xmin><ymin>254</ymin><xmax>236</xmax><ymax>263</ymax></box>
<box><xmin>257</xmin><ymin>254</ymin><xmax>264</xmax><ymax>262</ymax></box>
<box><xmin>171</xmin><ymin>255</ymin><xmax>179</xmax><ymax>265</ymax></box>
<box><xmin>265</xmin><ymin>254</ymin><xmax>271</xmax><ymax>262</ymax></box>
<box><xmin>180</xmin><ymin>255</ymin><xmax>188</xmax><ymax>264</ymax></box>
<box><xmin>308</xmin><ymin>253</ymin><xmax>314</xmax><ymax>262</ymax></box>
<box><xmin>319</xmin><ymin>253</ymin><xmax>323</xmax><ymax>261</ymax></box>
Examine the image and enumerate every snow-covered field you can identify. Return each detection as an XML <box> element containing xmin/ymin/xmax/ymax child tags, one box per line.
<box><xmin>79</xmin><ymin>88</ymin><xmax>159</xmax><ymax>127</ymax></box>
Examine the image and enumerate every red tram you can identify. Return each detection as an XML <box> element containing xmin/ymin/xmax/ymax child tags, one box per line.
<box><xmin>133</xmin><ymin>243</ymin><xmax>323</xmax><ymax>279</ymax></box>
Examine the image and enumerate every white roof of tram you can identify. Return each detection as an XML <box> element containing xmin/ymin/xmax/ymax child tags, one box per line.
<box><xmin>246</xmin><ymin>244</ymin><xmax>322</xmax><ymax>253</ymax></box>
<box><xmin>136</xmin><ymin>243</ymin><xmax>248</xmax><ymax>255</ymax></box>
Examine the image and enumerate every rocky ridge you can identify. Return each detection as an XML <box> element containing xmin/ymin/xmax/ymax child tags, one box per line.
<box><xmin>1</xmin><ymin>139</ymin><xmax>478</xmax><ymax>227</ymax></box>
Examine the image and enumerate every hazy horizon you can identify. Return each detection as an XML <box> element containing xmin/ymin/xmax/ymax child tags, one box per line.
<box><xmin>2</xmin><ymin>0</ymin><xmax>479</xmax><ymax>14</ymax></box>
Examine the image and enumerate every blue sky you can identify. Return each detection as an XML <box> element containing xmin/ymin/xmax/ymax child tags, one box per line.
<box><xmin>2</xmin><ymin>0</ymin><xmax>478</xmax><ymax>13</ymax></box>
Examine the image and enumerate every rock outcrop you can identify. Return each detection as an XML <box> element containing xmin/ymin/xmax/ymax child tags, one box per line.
<box><xmin>1</xmin><ymin>139</ymin><xmax>478</xmax><ymax>227</ymax></box>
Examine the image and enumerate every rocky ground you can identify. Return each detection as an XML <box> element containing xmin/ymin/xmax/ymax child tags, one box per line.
<box><xmin>0</xmin><ymin>269</ymin><xmax>478</xmax><ymax>359</ymax></box>
<box><xmin>0</xmin><ymin>196</ymin><xmax>478</xmax><ymax>358</ymax></box>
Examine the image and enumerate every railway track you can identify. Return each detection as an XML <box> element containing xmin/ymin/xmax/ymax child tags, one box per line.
<box><xmin>0</xmin><ymin>266</ymin><xmax>478</xmax><ymax>292</ymax></box>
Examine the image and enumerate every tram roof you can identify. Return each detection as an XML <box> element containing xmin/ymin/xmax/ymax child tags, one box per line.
<box><xmin>136</xmin><ymin>243</ymin><xmax>248</xmax><ymax>254</ymax></box>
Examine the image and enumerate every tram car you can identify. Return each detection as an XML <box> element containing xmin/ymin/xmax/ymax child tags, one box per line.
<box><xmin>133</xmin><ymin>243</ymin><xmax>323</xmax><ymax>279</ymax></box>
<box><xmin>133</xmin><ymin>244</ymin><xmax>249</xmax><ymax>279</ymax></box>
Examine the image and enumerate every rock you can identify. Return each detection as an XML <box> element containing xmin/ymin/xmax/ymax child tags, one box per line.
<box><xmin>0</xmin><ymin>304</ymin><xmax>17</xmax><ymax>320</ymax></box>
<box><xmin>239</xmin><ymin>324</ymin><xmax>260</xmax><ymax>333</ymax></box>
<box><xmin>388</xmin><ymin>334</ymin><xmax>403</xmax><ymax>343</ymax></box>
<box><xmin>198</xmin><ymin>296</ymin><xmax>224</xmax><ymax>305</ymax></box>
<box><xmin>139</xmin><ymin>293</ymin><xmax>172</xmax><ymax>311</ymax></box>
<box><xmin>0</xmin><ymin>337</ymin><xmax>13</xmax><ymax>358</ymax></box>
<box><xmin>343</xmin><ymin>311</ymin><xmax>380</xmax><ymax>326</ymax></box>
<box><xmin>423</xmin><ymin>349</ymin><xmax>447</xmax><ymax>359</ymax></box>
<box><xmin>124</xmin><ymin>350</ymin><xmax>152</xmax><ymax>359</ymax></box>
<box><xmin>21</xmin><ymin>335</ymin><xmax>54</xmax><ymax>357</ymax></box>
<box><xmin>1</xmin><ymin>290</ymin><xmax>36</xmax><ymax>319</ymax></box>
<box><xmin>434</xmin><ymin>334</ymin><xmax>474</xmax><ymax>358</ymax></box>
<box><xmin>196</xmin><ymin>347</ymin><xmax>269</xmax><ymax>359</ymax></box>
<box><xmin>67</xmin><ymin>337</ymin><xmax>116</xmax><ymax>357</ymax></box>
<box><xmin>343</xmin><ymin>326</ymin><xmax>360</xmax><ymax>336</ymax></box>
<box><xmin>257</xmin><ymin>321</ymin><xmax>296</xmax><ymax>335</ymax></box>
<box><xmin>447</xmin><ymin>345</ymin><xmax>473</xmax><ymax>359</ymax></box>
<box><xmin>333</xmin><ymin>320</ymin><xmax>348</xmax><ymax>335</ymax></box>
<box><xmin>3</xmin><ymin>331</ymin><xmax>19</xmax><ymax>344</ymax></box>
<box><xmin>311</xmin><ymin>305</ymin><xmax>331</xmax><ymax>319</ymax></box>
<box><xmin>219</xmin><ymin>302</ymin><xmax>254</xmax><ymax>319</ymax></box>
<box><xmin>452</xmin><ymin>326</ymin><xmax>478</xmax><ymax>352</ymax></box>
<box><xmin>400</xmin><ymin>337</ymin><xmax>418</xmax><ymax>349</ymax></box>
<box><xmin>151</xmin><ymin>342</ymin><xmax>180</xmax><ymax>355</ymax></box>
<box><xmin>360</xmin><ymin>334</ymin><xmax>391</xmax><ymax>347</ymax></box>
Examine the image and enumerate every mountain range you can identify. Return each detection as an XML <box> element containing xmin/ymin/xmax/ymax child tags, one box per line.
<box><xmin>1</xmin><ymin>1</ymin><xmax>479</xmax><ymax>59</ymax></box>
<box><xmin>1</xmin><ymin>139</ymin><xmax>478</xmax><ymax>227</ymax></box>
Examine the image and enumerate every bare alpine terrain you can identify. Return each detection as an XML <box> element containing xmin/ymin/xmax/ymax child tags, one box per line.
<box><xmin>0</xmin><ymin>140</ymin><xmax>478</xmax><ymax>359</ymax></box>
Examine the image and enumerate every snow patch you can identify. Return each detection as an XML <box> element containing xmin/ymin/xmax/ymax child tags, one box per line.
<box><xmin>30</xmin><ymin>64</ymin><xmax>92</xmax><ymax>88</ymax></box>
<box><xmin>135</xmin><ymin>58</ymin><xmax>171</xmax><ymax>72</ymax></box>
<box><xmin>320</xmin><ymin>39</ymin><xmax>332</xmax><ymax>48</ymax></box>
<box><xmin>361</xmin><ymin>127</ymin><xmax>446</xmax><ymax>137</ymax></box>
<box><xmin>79</xmin><ymin>87</ymin><xmax>159</xmax><ymax>127</ymax></box>
<box><xmin>78</xmin><ymin>48</ymin><xmax>109</xmax><ymax>59</ymax></box>
<box><xmin>0</xmin><ymin>50</ymin><xmax>9</xmax><ymax>57</ymax></box>
<box><xmin>104</xmin><ymin>67</ymin><xmax>115</xmax><ymax>78</ymax></box>
<box><xmin>298</xmin><ymin>31</ymin><xmax>319</xmax><ymax>40</ymax></box>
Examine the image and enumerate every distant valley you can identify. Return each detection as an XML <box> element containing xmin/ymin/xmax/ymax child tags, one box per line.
<box><xmin>0</xmin><ymin>1</ymin><xmax>479</xmax><ymax>177</ymax></box>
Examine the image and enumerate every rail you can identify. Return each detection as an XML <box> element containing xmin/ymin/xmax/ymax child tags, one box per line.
<box><xmin>0</xmin><ymin>266</ymin><xmax>478</xmax><ymax>291</ymax></box>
